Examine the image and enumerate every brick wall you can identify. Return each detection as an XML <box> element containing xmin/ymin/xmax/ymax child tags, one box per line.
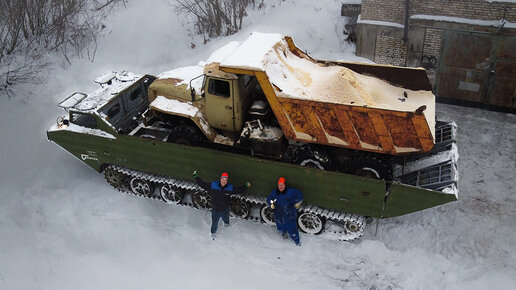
<box><xmin>361</xmin><ymin>0</ymin><xmax>405</xmax><ymax>23</ymax></box>
<box><xmin>422</xmin><ymin>28</ymin><xmax>443</xmax><ymax>84</ymax></box>
<box><xmin>374</xmin><ymin>35</ymin><xmax>408</xmax><ymax>66</ymax></box>
<box><xmin>362</xmin><ymin>0</ymin><xmax>516</xmax><ymax>24</ymax></box>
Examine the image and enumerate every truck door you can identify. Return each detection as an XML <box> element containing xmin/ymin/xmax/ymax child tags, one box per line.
<box><xmin>205</xmin><ymin>77</ymin><xmax>236</xmax><ymax>131</ymax></box>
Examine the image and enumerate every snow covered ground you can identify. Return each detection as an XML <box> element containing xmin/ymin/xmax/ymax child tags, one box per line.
<box><xmin>1</xmin><ymin>0</ymin><xmax>515</xmax><ymax>289</ymax></box>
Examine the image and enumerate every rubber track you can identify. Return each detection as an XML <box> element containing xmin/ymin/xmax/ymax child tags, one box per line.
<box><xmin>106</xmin><ymin>164</ymin><xmax>366</xmax><ymax>241</ymax></box>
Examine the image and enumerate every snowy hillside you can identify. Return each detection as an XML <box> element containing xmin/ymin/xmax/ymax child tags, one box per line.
<box><xmin>1</xmin><ymin>0</ymin><xmax>515</xmax><ymax>289</ymax></box>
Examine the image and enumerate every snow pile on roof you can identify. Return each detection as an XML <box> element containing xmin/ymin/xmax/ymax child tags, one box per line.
<box><xmin>157</xmin><ymin>32</ymin><xmax>283</xmax><ymax>88</ymax></box>
<box><xmin>220</xmin><ymin>33</ymin><xmax>284</xmax><ymax>70</ymax></box>
<box><xmin>70</xmin><ymin>72</ymin><xmax>142</xmax><ymax>112</ymax></box>
<box><xmin>411</xmin><ymin>14</ymin><xmax>516</xmax><ymax>29</ymax></box>
<box><xmin>357</xmin><ymin>14</ymin><xmax>405</xmax><ymax>28</ymax></box>
<box><xmin>157</xmin><ymin>41</ymin><xmax>245</xmax><ymax>92</ymax></box>
<box><xmin>158</xmin><ymin>66</ymin><xmax>204</xmax><ymax>92</ymax></box>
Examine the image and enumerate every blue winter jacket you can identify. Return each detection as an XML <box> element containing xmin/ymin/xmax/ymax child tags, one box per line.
<box><xmin>195</xmin><ymin>177</ymin><xmax>248</xmax><ymax>211</ymax></box>
<box><xmin>267</xmin><ymin>187</ymin><xmax>303</xmax><ymax>224</ymax></box>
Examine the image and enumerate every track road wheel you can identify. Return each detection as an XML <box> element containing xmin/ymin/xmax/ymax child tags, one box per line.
<box><xmin>104</xmin><ymin>166</ymin><xmax>124</xmax><ymax>187</ymax></box>
<box><xmin>160</xmin><ymin>184</ymin><xmax>183</xmax><ymax>204</ymax></box>
<box><xmin>345</xmin><ymin>219</ymin><xmax>362</xmax><ymax>233</ymax></box>
<box><xmin>130</xmin><ymin>177</ymin><xmax>154</xmax><ymax>197</ymax></box>
<box><xmin>338</xmin><ymin>215</ymin><xmax>366</xmax><ymax>241</ymax></box>
<box><xmin>346</xmin><ymin>154</ymin><xmax>392</xmax><ymax>180</ymax></box>
<box><xmin>297</xmin><ymin>212</ymin><xmax>324</xmax><ymax>235</ymax></box>
<box><xmin>260</xmin><ymin>205</ymin><xmax>275</xmax><ymax>225</ymax></box>
<box><xmin>230</xmin><ymin>198</ymin><xmax>250</xmax><ymax>219</ymax></box>
<box><xmin>192</xmin><ymin>190</ymin><xmax>211</xmax><ymax>209</ymax></box>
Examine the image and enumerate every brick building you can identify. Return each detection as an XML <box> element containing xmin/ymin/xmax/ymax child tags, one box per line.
<box><xmin>354</xmin><ymin>0</ymin><xmax>516</xmax><ymax>110</ymax></box>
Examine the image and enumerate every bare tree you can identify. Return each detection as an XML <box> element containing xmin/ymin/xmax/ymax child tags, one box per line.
<box><xmin>0</xmin><ymin>0</ymin><xmax>125</xmax><ymax>98</ymax></box>
<box><xmin>176</xmin><ymin>0</ymin><xmax>256</xmax><ymax>43</ymax></box>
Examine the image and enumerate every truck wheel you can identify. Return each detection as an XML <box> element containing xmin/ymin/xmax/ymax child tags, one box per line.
<box><xmin>346</xmin><ymin>154</ymin><xmax>392</xmax><ymax>180</ymax></box>
<box><xmin>130</xmin><ymin>177</ymin><xmax>154</xmax><ymax>197</ymax></box>
<box><xmin>260</xmin><ymin>205</ymin><xmax>275</xmax><ymax>225</ymax></box>
<box><xmin>168</xmin><ymin>123</ymin><xmax>202</xmax><ymax>146</ymax></box>
<box><xmin>192</xmin><ymin>190</ymin><xmax>211</xmax><ymax>209</ymax></box>
<box><xmin>230</xmin><ymin>198</ymin><xmax>250</xmax><ymax>219</ymax></box>
<box><xmin>297</xmin><ymin>212</ymin><xmax>324</xmax><ymax>235</ymax></box>
<box><xmin>160</xmin><ymin>184</ymin><xmax>183</xmax><ymax>204</ymax></box>
<box><xmin>295</xmin><ymin>145</ymin><xmax>333</xmax><ymax>170</ymax></box>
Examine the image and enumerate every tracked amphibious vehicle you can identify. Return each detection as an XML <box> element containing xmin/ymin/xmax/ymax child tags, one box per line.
<box><xmin>47</xmin><ymin>33</ymin><xmax>458</xmax><ymax>240</ymax></box>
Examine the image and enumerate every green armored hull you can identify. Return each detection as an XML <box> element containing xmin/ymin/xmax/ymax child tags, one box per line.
<box><xmin>47</xmin><ymin>126</ymin><xmax>456</xmax><ymax>219</ymax></box>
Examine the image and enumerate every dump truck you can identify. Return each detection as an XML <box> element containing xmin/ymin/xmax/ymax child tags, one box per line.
<box><xmin>47</xmin><ymin>33</ymin><xmax>458</xmax><ymax>241</ymax></box>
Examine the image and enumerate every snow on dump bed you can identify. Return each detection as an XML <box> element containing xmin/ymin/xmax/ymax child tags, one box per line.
<box><xmin>219</xmin><ymin>33</ymin><xmax>283</xmax><ymax>70</ymax></box>
<box><xmin>220</xmin><ymin>32</ymin><xmax>435</xmax><ymax>130</ymax></box>
<box><xmin>158</xmin><ymin>32</ymin><xmax>435</xmax><ymax>131</ymax></box>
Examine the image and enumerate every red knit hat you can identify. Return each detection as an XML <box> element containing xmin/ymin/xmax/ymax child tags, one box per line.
<box><xmin>221</xmin><ymin>172</ymin><xmax>229</xmax><ymax>180</ymax></box>
<box><xmin>278</xmin><ymin>177</ymin><xmax>286</xmax><ymax>185</ymax></box>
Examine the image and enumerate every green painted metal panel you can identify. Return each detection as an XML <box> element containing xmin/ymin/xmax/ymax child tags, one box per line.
<box><xmin>46</xmin><ymin>130</ymin><xmax>118</xmax><ymax>172</ymax></box>
<box><xmin>115</xmin><ymin>134</ymin><xmax>387</xmax><ymax>217</ymax></box>
<box><xmin>383</xmin><ymin>182</ymin><xmax>457</xmax><ymax>218</ymax></box>
<box><xmin>47</xmin><ymin>127</ymin><xmax>387</xmax><ymax>217</ymax></box>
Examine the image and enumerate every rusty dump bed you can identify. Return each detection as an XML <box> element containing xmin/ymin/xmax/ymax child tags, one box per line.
<box><xmin>219</xmin><ymin>33</ymin><xmax>436</xmax><ymax>155</ymax></box>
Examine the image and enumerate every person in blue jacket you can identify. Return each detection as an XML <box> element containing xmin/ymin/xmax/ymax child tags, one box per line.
<box><xmin>193</xmin><ymin>170</ymin><xmax>250</xmax><ymax>240</ymax></box>
<box><xmin>267</xmin><ymin>177</ymin><xmax>303</xmax><ymax>246</ymax></box>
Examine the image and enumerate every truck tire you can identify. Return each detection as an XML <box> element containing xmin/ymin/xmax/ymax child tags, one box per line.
<box><xmin>294</xmin><ymin>145</ymin><xmax>334</xmax><ymax>170</ymax></box>
<box><xmin>346</xmin><ymin>154</ymin><xmax>392</xmax><ymax>180</ymax></box>
<box><xmin>167</xmin><ymin>122</ymin><xmax>202</xmax><ymax>146</ymax></box>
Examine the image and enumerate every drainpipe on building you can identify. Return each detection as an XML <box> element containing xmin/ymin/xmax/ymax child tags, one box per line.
<box><xmin>495</xmin><ymin>6</ymin><xmax>509</xmax><ymax>34</ymax></box>
<box><xmin>403</xmin><ymin>0</ymin><xmax>410</xmax><ymax>42</ymax></box>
